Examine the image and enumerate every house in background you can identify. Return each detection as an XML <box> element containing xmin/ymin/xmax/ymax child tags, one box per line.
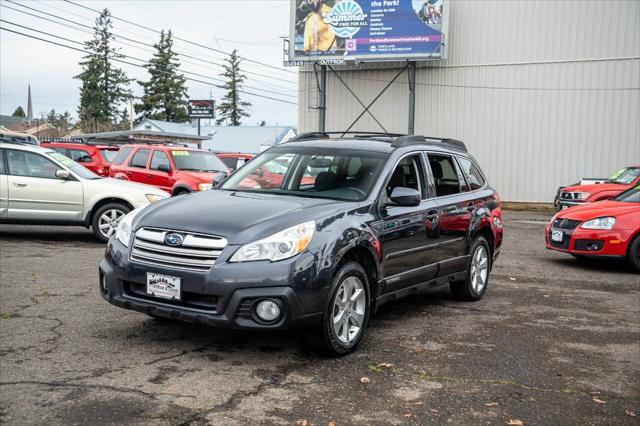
<box><xmin>134</xmin><ymin>119</ymin><xmax>296</xmax><ymax>154</ymax></box>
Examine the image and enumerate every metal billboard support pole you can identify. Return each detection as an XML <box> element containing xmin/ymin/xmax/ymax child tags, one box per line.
<box><xmin>318</xmin><ymin>65</ymin><xmax>327</xmax><ymax>132</ymax></box>
<box><xmin>197</xmin><ymin>118</ymin><xmax>201</xmax><ymax>136</ymax></box>
<box><xmin>408</xmin><ymin>61</ymin><xmax>416</xmax><ymax>135</ymax></box>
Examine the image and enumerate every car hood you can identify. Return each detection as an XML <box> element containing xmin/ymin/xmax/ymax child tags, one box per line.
<box><xmin>84</xmin><ymin>177</ymin><xmax>166</xmax><ymax>196</ymax></box>
<box><xmin>562</xmin><ymin>182</ymin><xmax>626</xmax><ymax>195</ymax></box>
<box><xmin>134</xmin><ymin>189</ymin><xmax>354</xmax><ymax>244</ymax></box>
<box><xmin>557</xmin><ymin>200</ymin><xmax>640</xmax><ymax>221</ymax></box>
<box><xmin>178</xmin><ymin>170</ymin><xmax>227</xmax><ymax>182</ymax></box>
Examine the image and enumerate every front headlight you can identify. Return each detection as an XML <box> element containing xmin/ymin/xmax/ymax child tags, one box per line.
<box><xmin>581</xmin><ymin>217</ymin><xmax>616</xmax><ymax>230</ymax></box>
<box><xmin>574</xmin><ymin>192</ymin><xmax>590</xmax><ymax>200</ymax></box>
<box><xmin>146</xmin><ymin>193</ymin><xmax>167</xmax><ymax>203</ymax></box>
<box><xmin>115</xmin><ymin>207</ymin><xmax>145</xmax><ymax>247</ymax></box>
<box><xmin>230</xmin><ymin>221</ymin><xmax>315</xmax><ymax>262</ymax></box>
<box><xmin>198</xmin><ymin>183</ymin><xmax>213</xmax><ymax>191</ymax></box>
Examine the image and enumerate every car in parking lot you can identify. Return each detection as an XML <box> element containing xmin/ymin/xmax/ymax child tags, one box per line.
<box><xmin>99</xmin><ymin>132</ymin><xmax>503</xmax><ymax>355</ymax></box>
<box><xmin>216</xmin><ymin>152</ymin><xmax>253</xmax><ymax>173</ymax></box>
<box><xmin>109</xmin><ymin>144</ymin><xmax>229</xmax><ymax>195</ymax></box>
<box><xmin>0</xmin><ymin>142</ymin><xmax>168</xmax><ymax>242</ymax></box>
<box><xmin>546</xmin><ymin>185</ymin><xmax>640</xmax><ymax>271</ymax></box>
<box><xmin>556</xmin><ymin>165</ymin><xmax>640</xmax><ymax>210</ymax></box>
<box><xmin>41</xmin><ymin>142</ymin><xmax>119</xmax><ymax>177</ymax></box>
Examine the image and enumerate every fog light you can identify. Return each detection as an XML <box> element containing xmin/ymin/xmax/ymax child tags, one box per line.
<box><xmin>255</xmin><ymin>300</ymin><xmax>281</xmax><ymax>322</ymax></box>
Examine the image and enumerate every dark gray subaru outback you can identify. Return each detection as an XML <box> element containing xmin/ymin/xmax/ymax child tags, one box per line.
<box><xmin>100</xmin><ymin>133</ymin><xmax>503</xmax><ymax>355</ymax></box>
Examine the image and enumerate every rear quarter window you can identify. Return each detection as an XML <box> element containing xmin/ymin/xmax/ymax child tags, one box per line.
<box><xmin>111</xmin><ymin>147</ymin><xmax>133</xmax><ymax>165</ymax></box>
<box><xmin>457</xmin><ymin>157</ymin><xmax>486</xmax><ymax>190</ymax></box>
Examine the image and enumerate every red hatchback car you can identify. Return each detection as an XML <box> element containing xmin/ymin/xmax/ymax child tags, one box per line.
<box><xmin>557</xmin><ymin>165</ymin><xmax>640</xmax><ymax>210</ymax></box>
<box><xmin>109</xmin><ymin>145</ymin><xmax>228</xmax><ymax>195</ymax></box>
<box><xmin>546</xmin><ymin>185</ymin><xmax>640</xmax><ymax>271</ymax></box>
<box><xmin>41</xmin><ymin>142</ymin><xmax>119</xmax><ymax>176</ymax></box>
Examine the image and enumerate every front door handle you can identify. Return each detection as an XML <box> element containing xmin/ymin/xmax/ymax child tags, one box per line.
<box><xmin>13</xmin><ymin>182</ymin><xmax>27</xmax><ymax>187</ymax></box>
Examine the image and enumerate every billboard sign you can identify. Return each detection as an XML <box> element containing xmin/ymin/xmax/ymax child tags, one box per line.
<box><xmin>290</xmin><ymin>0</ymin><xmax>446</xmax><ymax>63</ymax></box>
<box><xmin>188</xmin><ymin>100</ymin><xmax>215</xmax><ymax>118</ymax></box>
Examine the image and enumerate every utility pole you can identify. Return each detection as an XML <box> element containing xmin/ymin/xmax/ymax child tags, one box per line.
<box><xmin>318</xmin><ymin>65</ymin><xmax>327</xmax><ymax>132</ymax></box>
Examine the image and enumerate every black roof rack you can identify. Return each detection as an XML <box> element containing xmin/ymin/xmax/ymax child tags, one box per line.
<box><xmin>289</xmin><ymin>131</ymin><xmax>467</xmax><ymax>152</ymax></box>
<box><xmin>290</xmin><ymin>131</ymin><xmax>405</xmax><ymax>142</ymax></box>
<box><xmin>392</xmin><ymin>135</ymin><xmax>467</xmax><ymax>152</ymax></box>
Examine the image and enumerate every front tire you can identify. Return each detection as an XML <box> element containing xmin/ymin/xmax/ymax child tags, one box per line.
<box><xmin>450</xmin><ymin>236</ymin><xmax>491</xmax><ymax>301</ymax></box>
<box><xmin>627</xmin><ymin>234</ymin><xmax>640</xmax><ymax>273</ymax></box>
<box><xmin>91</xmin><ymin>202</ymin><xmax>131</xmax><ymax>243</ymax></box>
<box><xmin>305</xmin><ymin>262</ymin><xmax>370</xmax><ymax>356</ymax></box>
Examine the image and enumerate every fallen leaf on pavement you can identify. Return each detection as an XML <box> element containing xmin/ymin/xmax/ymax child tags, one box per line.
<box><xmin>360</xmin><ymin>376</ymin><xmax>370</xmax><ymax>384</ymax></box>
<box><xmin>428</xmin><ymin>409</ymin><xmax>439</xmax><ymax>414</ymax></box>
<box><xmin>327</xmin><ymin>420</ymin><xmax>337</xmax><ymax>426</ymax></box>
<box><xmin>295</xmin><ymin>420</ymin><xmax>309</xmax><ymax>426</ymax></box>
<box><xmin>507</xmin><ymin>420</ymin><xmax>525</xmax><ymax>426</ymax></box>
<box><xmin>377</xmin><ymin>362</ymin><xmax>395</xmax><ymax>369</ymax></box>
<box><xmin>403</xmin><ymin>413</ymin><xmax>414</xmax><ymax>418</ymax></box>
<box><xmin>625</xmin><ymin>409</ymin><xmax>636</xmax><ymax>417</ymax></box>
<box><xmin>592</xmin><ymin>397</ymin><xmax>606</xmax><ymax>404</ymax></box>
<box><xmin>485</xmin><ymin>402</ymin><xmax>499</xmax><ymax>407</ymax></box>
<box><xmin>415</xmin><ymin>348</ymin><xmax>426</xmax><ymax>353</ymax></box>
<box><xmin>509</xmin><ymin>277</ymin><xmax>517</xmax><ymax>281</ymax></box>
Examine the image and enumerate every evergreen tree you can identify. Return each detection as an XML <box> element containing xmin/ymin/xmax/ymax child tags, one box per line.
<box><xmin>12</xmin><ymin>106</ymin><xmax>26</xmax><ymax>118</ymax></box>
<box><xmin>135</xmin><ymin>30</ymin><xmax>189</xmax><ymax>122</ymax></box>
<box><xmin>58</xmin><ymin>111</ymin><xmax>73</xmax><ymax>131</ymax></box>
<box><xmin>216</xmin><ymin>49</ymin><xmax>251</xmax><ymax>126</ymax></box>
<box><xmin>75</xmin><ymin>8</ymin><xmax>131</xmax><ymax>131</ymax></box>
<box><xmin>47</xmin><ymin>109</ymin><xmax>58</xmax><ymax>127</ymax></box>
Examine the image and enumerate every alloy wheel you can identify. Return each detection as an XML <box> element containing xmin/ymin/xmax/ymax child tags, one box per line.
<box><xmin>470</xmin><ymin>246</ymin><xmax>489</xmax><ymax>293</ymax></box>
<box><xmin>332</xmin><ymin>276</ymin><xmax>366</xmax><ymax>344</ymax></box>
<box><xmin>98</xmin><ymin>209</ymin><xmax>125</xmax><ymax>239</ymax></box>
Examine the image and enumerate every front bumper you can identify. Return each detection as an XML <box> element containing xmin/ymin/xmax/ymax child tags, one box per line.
<box><xmin>99</xmin><ymin>238</ymin><xmax>328</xmax><ymax>330</ymax></box>
<box><xmin>544</xmin><ymin>225</ymin><xmax>631</xmax><ymax>259</ymax></box>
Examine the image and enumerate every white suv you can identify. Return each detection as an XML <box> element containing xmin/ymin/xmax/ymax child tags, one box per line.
<box><xmin>0</xmin><ymin>142</ymin><xmax>168</xmax><ymax>242</ymax></box>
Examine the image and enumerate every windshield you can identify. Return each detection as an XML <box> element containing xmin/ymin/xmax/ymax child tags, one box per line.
<box><xmin>607</xmin><ymin>167</ymin><xmax>640</xmax><ymax>184</ymax></box>
<box><xmin>100</xmin><ymin>149</ymin><xmax>118</xmax><ymax>163</ymax></box>
<box><xmin>171</xmin><ymin>150</ymin><xmax>227</xmax><ymax>172</ymax></box>
<box><xmin>614</xmin><ymin>185</ymin><xmax>640</xmax><ymax>203</ymax></box>
<box><xmin>48</xmin><ymin>151</ymin><xmax>100</xmax><ymax>179</ymax></box>
<box><xmin>220</xmin><ymin>147</ymin><xmax>386</xmax><ymax>202</ymax></box>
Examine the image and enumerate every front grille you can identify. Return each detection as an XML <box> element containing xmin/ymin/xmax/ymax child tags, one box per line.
<box><xmin>123</xmin><ymin>281</ymin><xmax>219</xmax><ymax>312</ymax></box>
<box><xmin>131</xmin><ymin>227</ymin><xmax>227</xmax><ymax>272</ymax></box>
<box><xmin>552</xmin><ymin>218</ymin><xmax>582</xmax><ymax>230</ymax></box>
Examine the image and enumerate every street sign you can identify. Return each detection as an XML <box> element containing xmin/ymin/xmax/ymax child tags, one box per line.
<box><xmin>188</xmin><ymin>100</ymin><xmax>215</xmax><ymax>118</ymax></box>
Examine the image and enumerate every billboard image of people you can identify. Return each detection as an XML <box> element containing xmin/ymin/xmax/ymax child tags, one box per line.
<box><xmin>291</xmin><ymin>0</ymin><xmax>445</xmax><ymax>62</ymax></box>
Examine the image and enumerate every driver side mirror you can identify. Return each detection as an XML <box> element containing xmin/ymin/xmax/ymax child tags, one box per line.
<box><xmin>389</xmin><ymin>187</ymin><xmax>421</xmax><ymax>207</ymax></box>
<box><xmin>56</xmin><ymin>169</ymin><xmax>71</xmax><ymax>180</ymax></box>
<box><xmin>157</xmin><ymin>164</ymin><xmax>171</xmax><ymax>173</ymax></box>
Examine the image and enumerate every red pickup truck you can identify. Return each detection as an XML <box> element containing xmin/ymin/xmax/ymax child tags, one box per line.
<box><xmin>109</xmin><ymin>144</ymin><xmax>228</xmax><ymax>195</ymax></box>
<box><xmin>556</xmin><ymin>165</ymin><xmax>640</xmax><ymax>210</ymax></box>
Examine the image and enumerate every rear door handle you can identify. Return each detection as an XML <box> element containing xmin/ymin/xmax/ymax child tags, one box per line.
<box><xmin>13</xmin><ymin>182</ymin><xmax>27</xmax><ymax>187</ymax></box>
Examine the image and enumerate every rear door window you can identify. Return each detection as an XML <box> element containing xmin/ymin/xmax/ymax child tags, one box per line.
<box><xmin>130</xmin><ymin>149</ymin><xmax>150</xmax><ymax>168</ymax></box>
<box><xmin>457</xmin><ymin>157</ymin><xmax>486</xmax><ymax>190</ymax></box>
<box><xmin>111</xmin><ymin>147</ymin><xmax>133</xmax><ymax>165</ymax></box>
<box><xmin>427</xmin><ymin>154</ymin><xmax>463</xmax><ymax>197</ymax></box>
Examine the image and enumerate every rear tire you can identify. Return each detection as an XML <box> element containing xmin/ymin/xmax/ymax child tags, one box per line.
<box><xmin>91</xmin><ymin>202</ymin><xmax>131</xmax><ymax>243</ymax></box>
<box><xmin>450</xmin><ymin>236</ymin><xmax>491</xmax><ymax>301</ymax></box>
<box><xmin>305</xmin><ymin>262</ymin><xmax>370</xmax><ymax>356</ymax></box>
<box><xmin>627</xmin><ymin>234</ymin><xmax>640</xmax><ymax>273</ymax></box>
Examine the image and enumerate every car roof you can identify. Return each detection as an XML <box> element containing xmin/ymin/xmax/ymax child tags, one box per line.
<box><xmin>120</xmin><ymin>144</ymin><xmax>207</xmax><ymax>152</ymax></box>
<box><xmin>41</xmin><ymin>142</ymin><xmax>100</xmax><ymax>149</ymax></box>
<box><xmin>0</xmin><ymin>142</ymin><xmax>54</xmax><ymax>154</ymax></box>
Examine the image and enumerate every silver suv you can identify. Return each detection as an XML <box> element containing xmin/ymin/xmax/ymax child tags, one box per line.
<box><xmin>0</xmin><ymin>143</ymin><xmax>168</xmax><ymax>242</ymax></box>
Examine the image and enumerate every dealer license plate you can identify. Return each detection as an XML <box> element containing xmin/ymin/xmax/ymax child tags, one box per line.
<box><xmin>551</xmin><ymin>229</ymin><xmax>564</xmax><ymax>242</ymax></box>
<box><xmin>146</xmin><ymin>272</ymin><xmax>181</xmax><ymax>300</ymax></box>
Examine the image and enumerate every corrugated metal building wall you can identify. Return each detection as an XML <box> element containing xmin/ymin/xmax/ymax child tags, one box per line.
<box><xmin>297</xmin><ymin>0</ymin><xmax>640</xmax><ymax>203</ymax></box>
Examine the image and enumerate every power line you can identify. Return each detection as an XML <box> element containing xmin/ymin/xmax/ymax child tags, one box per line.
<box><xmin>0</xmin><ymin>18</ymin><xmax>297</xmax><ymax>100</ymax></box>
<box><xmin>2</xmin><ymin>1</ymin><xmax>298</xmax><ymax>89</ymax></box>
<box><xmin>0</xmin><ymin>27</ymin><xmax>298</xmax><ymax>106</ymax></box>
<box><xmin>62</xmin><ymin>0</ymin><xmax>297</xmax><ymax>75</ymax></box>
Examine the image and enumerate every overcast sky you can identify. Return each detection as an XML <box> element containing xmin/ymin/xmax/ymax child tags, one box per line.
<box><xmin>0</xmin><ymin>0</ymin><xmax>298</xmax><ymax>126</ymax></box>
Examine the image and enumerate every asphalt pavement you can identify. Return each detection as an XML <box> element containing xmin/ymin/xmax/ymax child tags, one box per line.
<box><xmin>0</xmin><ymin>211</ymin><xmax>638</xmax><ymax>425</ymax></box>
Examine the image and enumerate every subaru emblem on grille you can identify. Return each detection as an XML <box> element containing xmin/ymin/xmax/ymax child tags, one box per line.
<box><xmin>164</xmin><ymin>233</ymin><xmax>184</xmax><ymax>246</ymax></box>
